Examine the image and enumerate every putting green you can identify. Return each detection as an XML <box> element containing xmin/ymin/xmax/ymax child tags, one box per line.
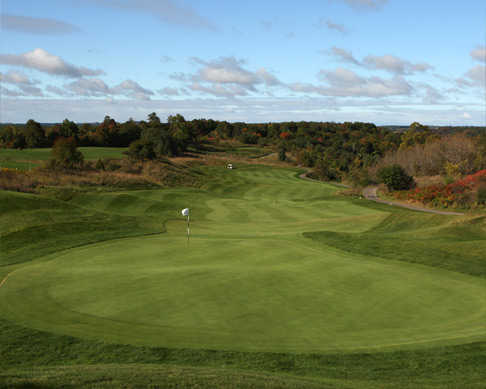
<box><xmin>1</xmin><ymin>166</ymin><xmax>486</xmax><ymax>353</ymax></box>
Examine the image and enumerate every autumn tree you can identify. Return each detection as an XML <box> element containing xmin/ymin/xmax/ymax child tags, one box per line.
<box><xmin>24</xmin><ymin>119</ymin><xmax>45</xmax><ymax>148</ymax></box>
<box><xmin>48</xmin><ymin>137</ymin><xmax>84</xmax><ymax>169</ymax></box>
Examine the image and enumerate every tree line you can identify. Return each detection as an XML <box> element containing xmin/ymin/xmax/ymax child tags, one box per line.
<box><xmin>1</xmin><ymin>114</ymin><xmax>485</xmax><ymax>185</ymax></box>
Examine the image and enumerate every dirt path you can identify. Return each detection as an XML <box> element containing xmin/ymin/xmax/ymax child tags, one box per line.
<box><xmin>363</xmin><ymin>186</ymin><xmax>464</xmax><ymax>216</ymax></box>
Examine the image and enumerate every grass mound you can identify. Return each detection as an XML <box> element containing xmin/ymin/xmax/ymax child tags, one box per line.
<box><xmin>305</xmin><ymin>210</ymin><xmax>486</xmax><ymax>277</ymax></box>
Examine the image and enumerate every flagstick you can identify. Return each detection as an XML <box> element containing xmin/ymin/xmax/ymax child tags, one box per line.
<box><xmin>187</xmin><ymin>214</ymin><xmax>190</xmax><ymax>243</ymax></box>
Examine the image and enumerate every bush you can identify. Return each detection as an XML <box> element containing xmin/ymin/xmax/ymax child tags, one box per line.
<box><xmin>348</xmin><ymin>168</ymin><xmax>373</xmax><ymax>187</ymax></box>
<box><xmin>377</xmin><ymin>164</ymin><xmax>415</xmax><ymax>191</ymax></box>
<box><xmin>105</xmin><ymin>160</ymin><xmax>121</xmax><ymax>171</ymax></box>
<box><xmin>48</xmin><ymin>137</ymin><xmax>84</xmax><ymax>170</ymax></box>
<box><xmin>478</xmin><ymin>180</ymin><xmax>486</xmax><ymax>204</ymax></box>
<box><xmin>314</xmin><ymin>158</ymin><xmax>339</xmax><ymax>181</ymax></box>
<box><xmin>95</xmin><ymin>158</ymin><xmax>105</xmax><ymax>170</ymax></box>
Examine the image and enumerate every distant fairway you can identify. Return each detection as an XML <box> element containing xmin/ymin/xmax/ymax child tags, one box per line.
<box><xmin>2</xmin><ymin>165</ymin><xmax>486</xmax><ymax>355</ymax></box>
<box><xmin>0</xmin><ymin>147</ymin><xmax>127</xmax><ymax>169</ymax></box>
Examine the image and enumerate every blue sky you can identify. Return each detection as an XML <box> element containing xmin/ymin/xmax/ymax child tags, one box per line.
<box><xmin>1</xmin><ymin>0</ymin><xmax>485</xmax><ymax>125</ymax></box>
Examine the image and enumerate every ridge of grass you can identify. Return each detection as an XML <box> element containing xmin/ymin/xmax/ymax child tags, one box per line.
<box><xmin>304</xmin><ymin>208</ymin><xmax>486</xmax><ymax>278</ymax></box>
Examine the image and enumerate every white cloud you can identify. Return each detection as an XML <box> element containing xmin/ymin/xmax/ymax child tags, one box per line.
<box><xmin>421</xmin><ymin>84</ymin><xmax>444</xmax><ymax>104</ymax></box>
<box><xmin>64</xmin><ymin>78</ymin><xmax>111</xmax><ymax>96</ymax></box>
<box><xmin>289</xmin><ymin>67</ymin><xmax>412</xmax><ymax>98</ymax></box>
<box><xmin>465</xmin><ymin>65</ymin><xmax>486</xmax><ymax>83</ymax></box>
<box><xmin>56</xmin><ymin>78</ymin><xmax>154</xmax><ymax>99</ymax></box>
<box><xmin>256</xmin><ymin>68</ymin><xmax>282</xmax><ymax>86</ymax></box>
<box><xmin>325</xmin><ymin>20</ymin><xmax>348</xmax><ymax>34</ymax></box>
<box><xmin>160</xmin><ymin>55</ymin><xmax>174</xmax><ymax>63</ymax></box>
<box><xmin>1</xmin><ymin>14</ymin><xmax>80</xmax><ymax>35</ymax></box>
<box><xmin>329</xmin><ymin>48</ymin><xmax>432</xmax><ymax>75</ymax></box>
<box><xmin>194</xmin><ymin>57</ymin><xmax>259</xmax><ymax>88</ymax></box>
<box><xmin>323</xmin><ymin>68</ymin><xmax>412</xmax><ymax>97</ymax></box>
<box><xmin>335</xmin><ymin>0</ymin><xmax>388</xmax><ymax>10</ymax></box>
<box><xmin>158</xmin><ymin>87</ymin><xmax>180</xmax><ymax>96</ymax></box>
<box><xmin>319</xmin><ymin>67</ymin><xmax>363</xmax><ymax>86</ymax></box>
<box><xmin>178</xmin><ymin>56</ymin><xmax>283</xmax><ymax>98</ymax></box>
<box><xmin>457</xmin><ymin>65</ymin><xmax>486</xmax><ymax>89</ymax></box>
<box><xmin>260</xmin><ymin>20</ymin><xmax>273</xmax><ymax>31</ymax></box>
<box><xmin>363</xmin><ymin>54</ymin><xmax>432</xmax><ymax>75</ymax></box>
<box><xmin>169</xmin><ymin>72</ymin><xmax>189</xmax><ymax>82</ymax></box>
<box><xmin>189</xmin><ymin>82</ymin><xmax>249</xmax><ymax>98</ymax></box>
<box><xmin>329</xmin><ymin>47</ymin><xmax>360</xmax><ymax>66</ymax></box>
<box><xmin>111</xmin><ymin>79</ymin><xmax>154</xmax><ymax>100</ymax></box>
<box><xmin>46</xmin><ymin>85</ymin><xmax>73</xmax><ymax>97</ymax></box>
<box><xmin>89</xmin><ymin>0</ymin><xmax>216</xmax><ymax>30</ymax></box>
<box><xmin>471</xmin><ymin>46</ymin><xmax>486</xmax><ymax>63</ymax></box>
<box><xmin>0</xmin><ymin>70</ymin><xmax>44</xmax><ymax>96</ymax></box>
<box><xmin>17</xmin><ymin>84</ymin><xmax>44</xmax><ymax>97</ymax></box>
<box><xmin>0</xmin><ymin>70</ymin><xmax>37</xmax><ymax>85</ymax></box>
<box><xmin>0</xmin><ymin>48</ymin><xmax>105</xmax><ymax>78</ymax></box>
<box><xmin>0</xmin><ymin>87</ymin><xmax>24</xmax><ymax>97</ymax></box>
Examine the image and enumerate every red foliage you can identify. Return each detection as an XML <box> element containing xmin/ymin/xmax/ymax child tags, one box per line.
<box><xmin>392</xmin><ymin>169</ymin><xmax>486</xmax><ymax>208</ymax></box>
<box><xmin>279</xmin><ymin>132</ymin><xmax>291</xmax><ymax>139</ymax></box>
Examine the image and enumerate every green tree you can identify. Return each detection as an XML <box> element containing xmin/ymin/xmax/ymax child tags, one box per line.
<box><xmin>60</xmin><ymin>119</ymin><xmax>79</xmax><ymax>139</ymax></box>
<box><xmin>24</xmin><ymin>119</ymin><xmax>45</xmax><ymax>148</ymax></box>
<box><xmin>168</xmin><ymin>114</ymin><xmax>190</xmax><ymax>153</ymax></box>
<box><xmin>127</xmin><ymin>113</ymin><xmax>176</xmax><ymax>160</ymax></box>
<box><xmin>49</xmin><ymin>137</ymin><xmax>84</xmax><ymax>169</ymax></box>
<box><xmin>377</xmin><ymin>164</ymin><xmax>415</xmax><ymax>191</ymax></box>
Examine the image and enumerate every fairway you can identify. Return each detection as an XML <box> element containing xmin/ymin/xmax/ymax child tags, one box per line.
<box><xmin>1</xmin><ymin>165</ymin><xmax>486</xmax><ymax>354</ymax></box>
<box><xmin>0</xmin><ymin>147</ymin><xmax>127</xmax><ymax>170</ymax></box>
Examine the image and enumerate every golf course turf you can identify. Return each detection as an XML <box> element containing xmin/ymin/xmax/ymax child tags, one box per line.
<box><xmin>1</xmin><ymin>164</ymin><xmax>486</xmax><ymax>387</ymax></box>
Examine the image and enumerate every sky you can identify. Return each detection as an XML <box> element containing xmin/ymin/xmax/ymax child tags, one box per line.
<box><xmin>0</xmin><ymin>0</ymin><xmax>485</xmax><ymax>125</ymax></box>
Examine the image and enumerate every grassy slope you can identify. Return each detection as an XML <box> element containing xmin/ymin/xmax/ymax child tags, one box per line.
<box><xmin>1</xmin><ymin>164</ymin><xmax>486</xmax><ymax>388</ymax></box>
<box><xmin>305</xmin><ymin>210</ymin><xmax>486</xmax><ymax>278</ymax></box>
<box><xmin>0</xmin><ymin>147</ymin><xmax>127</xmax><ymax>170</ymax></box>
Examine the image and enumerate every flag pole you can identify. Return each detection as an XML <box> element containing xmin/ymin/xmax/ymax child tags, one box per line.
<box><xmin>187</xmin><ymin>214</ymin><xmax>190</xmax><ymax>242</ymax></box>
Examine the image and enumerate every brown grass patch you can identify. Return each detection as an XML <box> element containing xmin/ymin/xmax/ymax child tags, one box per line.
<box><xmin>0</xmin><ymin>158</ymin><xmax>203</xmax><ymax>194</ymax></box>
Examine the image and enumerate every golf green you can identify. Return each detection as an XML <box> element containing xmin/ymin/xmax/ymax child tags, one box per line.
<box><xmin>1</xmin><ymin>166</ymin><xmax>486</xmax><ymax>353</ymax></box>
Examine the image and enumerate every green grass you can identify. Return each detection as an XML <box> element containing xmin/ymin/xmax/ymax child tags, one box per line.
<box><xmin>0</xmin><ymin>147</ymin><xmax>127</xmax><ymax>170</ymax></box>
<box><xmin>1</xmin><ymin>164</ymin><xmax>486</xmax><ymax>388</ymax></box>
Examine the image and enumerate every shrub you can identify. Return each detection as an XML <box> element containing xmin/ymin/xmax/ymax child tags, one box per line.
<box><xmin>377</xmin><ymin>164</ymin><xmax>415</xmax><ymax>191</ymax></box>
<box><xmin>105</xmin><ymin>160</ymin><xmax>121</xmax><ymax>171</ymax></box>
<box><xmin>348</xmin><ymin>168</ymin><xmax>373</xmax><ymax>187</ymax></box>
<box><xmin>95</xmin><ymin>158</ymin><xmax>105</xmax><ymax>170</ymax></box>
<box><xmin>478</xmin><ymin>178</ymin><xmax>486</xmax><ymax>204</ymax></box>
<box><xmin>314</xmin><ymin>158</ymin><xmax>339</xmax><ymax>181</ymax></box>
<box><xmin>48</xmin><ymin>137</ymin><xmax>84</xmax><ymax>170</ymax></box>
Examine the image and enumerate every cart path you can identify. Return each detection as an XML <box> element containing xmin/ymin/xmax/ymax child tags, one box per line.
<box><xmin>298</xmin><ymin>172</ymin><xmax>464</xmax><ymax>216</ymax></box>
<box><xmin>363</xmin><ymin>186</ymin><xmax>464</xmax><ymax>216</ymax></box>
